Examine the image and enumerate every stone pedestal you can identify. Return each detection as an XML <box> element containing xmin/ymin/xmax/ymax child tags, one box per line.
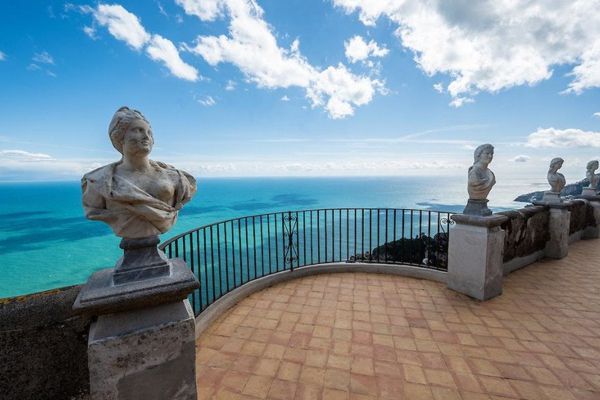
<box><xmin>447</xmin><ymin>214</ymin><xmax>508</xmax><ymax>301</ymax></box>
<box><xmin>582</xmin><ymin>187</ymin><xmax>598</xmax><ymax>197</ymax></box>
<box><xmin>88</xmin><ymin>300</ymin><xmax>197</xmax><ymax>400</ymax></box>
<box><xmin>545</xmin><ymin>204</ymin><xmax>571</xmax><ymax>259</ymax></box>
<box><xmin>463</xmin><ymin>198</ymin><xmax>492</xmax><ymax>216</ymax></box>
<box><xmin>74</xmin><ymin>241</ymin><xmax>200</xmax><ymax>400</ymax></box>
<box><xmin>541</xmin><ymin>191</ymin><xmax>562</xmax><ymax>204</ymax></box>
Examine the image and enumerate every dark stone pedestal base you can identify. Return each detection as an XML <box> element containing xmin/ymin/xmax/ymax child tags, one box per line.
<box><xmin>113</xmin><ymin>236</ymin><xmax>170</xmax><ymax>285</ymax></box>
<box><xmin>463</xmin><ymin>198</ymin><xmax>492</xmax><ymax>216</ymax></box>
<box><xmin>73</xmin><ymin>259</ymin><xmax>199</xmax><ymax>315</ymax></box>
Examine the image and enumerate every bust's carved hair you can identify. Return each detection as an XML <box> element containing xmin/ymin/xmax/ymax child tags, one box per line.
<box><xmin>549</xmin><ymin>157</ymin><xmax>564</xmax><ymax>171</ymax></box>
<box><xmin>586</xmin><ymin>160</ymin><xmax>599</xmax><ymax>171</ymax></box>
<box><xmin>473</xmin><ymin>143</ymin><xmax>494</xmax><ymax>163</ymax></box>
<box><xmin>108</xmin><ymin>106</ymin><xmax>151</xmax><ymax>154</ymax></box>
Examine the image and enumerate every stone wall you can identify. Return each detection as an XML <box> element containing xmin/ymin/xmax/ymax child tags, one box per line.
<box><xmin>498</xmin><ymin>205</ymin><xmax>550</xmax><ymax>264</ymax></box>
<box><xmin>570</xmin><ymin>199</ymin><xmax>589</xmax><ymax>234</ymax></box>
<box><xmin>0</xmin><ymin>286</ymin><xmax>90</xmax><ymax>400</ymax></box>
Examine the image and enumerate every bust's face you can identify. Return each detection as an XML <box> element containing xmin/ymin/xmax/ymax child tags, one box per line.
<box><xmin>480</xmin><ymin>148</ymin><xmax>493</xmax><ymax>164</ymax></box>
<box><xmin>122</xmin><ymin>119</ymin><xmax>153</xmax><ymax>157</ymax></box>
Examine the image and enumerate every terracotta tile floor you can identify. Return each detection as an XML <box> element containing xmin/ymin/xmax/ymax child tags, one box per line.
<box><xmin>196</xmin><ymin>239</ymin><xmax>600</xmax><ymax>399</ymax></box>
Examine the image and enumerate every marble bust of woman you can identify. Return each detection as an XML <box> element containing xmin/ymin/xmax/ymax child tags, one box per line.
<box><xmin>586</xmin><ymin>160</ymin><xmax>599</xmax><ymax>189</ymax></box>
<box><xmin>468</xmin><ymin>144</ymin><xmax>496</xmax><ymax>200</ymax></box>
<box><xmin>547</xmin><ymin>157</ymin><xmax>566</xmax><ymax>193</ymax></box>
<box><xmin>82</xmin><ymin>107</ymin><xmax>197</xmax><ymax>239</ymax></box>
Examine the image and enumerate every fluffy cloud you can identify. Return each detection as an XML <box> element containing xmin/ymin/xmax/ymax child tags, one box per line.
<box><xmin>510</xmin><ymin>155</ymin><xmax>530</xmax><ymax>163</ymax></box>
<box><xmin>93</xmin><ymin>4</ymin><xmax>150</xmax><ymax>50</ymax></box>
<box><xmin>87</xmin><ymin>4</ymin><xmax>199</xmax><ymax>81</ymax></box>
<box><xmin>526</xmin><ymin>128</ymin><xmax>600</xmax><ymax>148</ymax></box>
<box><xmin>333</xmin><ymin>0</ymin><xmax>600</xmax><ymax>104</ymax></box>
<box><xmin>0</xmin><ymin>51</ymin><xmax>5</xmax><ymax>61</ymax></box>
<box><xmin>307</xmin><ymin>64</ymin><xmax>383</xmax><ymax>119</ymax></box>
<box><xmin>344</xmin><ymin>35</ymin><xmax>388</xmax><ymax>63</ymax></box>
<box><xmin>146</xmin><ymin>34</ymin><xmax>199</xmax><ymax>81</ymax></box>
<box><xmin>594</xmin><ymin>112</ymin><xmax>600</xmax><ymax>119</ymax></box>
<box><xmin>181</xmin><ymin>0</ymin><xmax>384</xmax><ymax>118</ymax></box>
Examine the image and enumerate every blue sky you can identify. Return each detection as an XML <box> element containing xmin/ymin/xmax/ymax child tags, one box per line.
<box><xmin>0</xmin><ymin>0</ymin><xmax>599</xmax><ymax>182</ymax></box>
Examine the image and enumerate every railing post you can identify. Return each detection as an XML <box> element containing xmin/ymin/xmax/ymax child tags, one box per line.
<box><xmin>283</xmin><ymin>211</ymin><xmax>297</xmax><ymax>271</ymax></box>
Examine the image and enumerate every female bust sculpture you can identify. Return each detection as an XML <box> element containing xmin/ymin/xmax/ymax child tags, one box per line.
<box><xmin>586</xmin><ymin>160</ymin><xmax>599</xmax><ymax>189</ymax></box>
<box><xmin>82</xmin><ymin>107</ymin><xmax>197</xmax><ymax>239</ymax></box>
<box><xmin>467</xmin><ymin>144</ymin><xmax>496</xmax><ymax>200</ymax></box>
<box><xmin>547</xmin><ymin>157</ymin><xmax>566</xmax><ymax>193</ymax></box>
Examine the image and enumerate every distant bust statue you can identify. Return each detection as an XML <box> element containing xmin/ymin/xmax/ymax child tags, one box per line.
<box><xmin>586</xmin><ymin>160</ymin><xmax>599</xmax><ymax>189</ymax></box>
<box><xmin>468</xmin><ymin>144</ymin><xmax>496</xmax><ymax>200</ymax></box>
<box><xmin>82</xmin><ymin>107</ymin><xmax>197</xmax><ymax>238</ymax></box>
<box><xmin>547</xmin><ymin>157</ymin><xmax>566</xmax><ymax>193</ymax></box>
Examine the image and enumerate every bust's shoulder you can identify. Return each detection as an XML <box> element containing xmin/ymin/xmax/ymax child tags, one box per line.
<box><xmin>151</xmin><ymin>160</ymin><xmax>194</xmax><ymax>181</ymax></box>
<box><xmin>82</xmin><ymin>162</ymin><xmax>117</xmax><ymax>184</ymax></box>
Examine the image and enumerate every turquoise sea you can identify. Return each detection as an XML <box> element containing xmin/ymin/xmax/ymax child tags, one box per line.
<box><xmin>0</xmin><ymin>176</ymin><xmax>539</xmax><ymax>298</ymax></box>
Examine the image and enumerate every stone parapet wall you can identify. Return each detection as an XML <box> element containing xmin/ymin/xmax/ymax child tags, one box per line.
<box><xmin>498</xmin><ymin>205</ymin><xmax>550</xmax><ymax>264</ymax></box>
<box><xmin>570</xmin><ymin>199</ymin><xmax>590</xmax><ymax>234</ymax></box>
<box><xmin>0</xmin><ymin>286</ymin><xmax>90</xmax><ymax>400</ymax></box>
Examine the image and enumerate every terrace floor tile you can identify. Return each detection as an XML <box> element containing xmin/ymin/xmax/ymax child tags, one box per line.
<box><xmin>198</xmin><ymin>239</ymin><xmax>600</xmax><ymax>399</ymax></box>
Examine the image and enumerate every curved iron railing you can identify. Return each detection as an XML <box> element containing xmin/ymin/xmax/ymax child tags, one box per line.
<box><xmin>160</xmin><ymin>208</ymin><xmax>454</xmax><ymax>316</ymax></box>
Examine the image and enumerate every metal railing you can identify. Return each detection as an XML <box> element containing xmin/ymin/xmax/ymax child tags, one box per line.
<box><xmin>160</xmin><ymin>208</ymin><xmax>454</xmax><ymax>316</ymax></box>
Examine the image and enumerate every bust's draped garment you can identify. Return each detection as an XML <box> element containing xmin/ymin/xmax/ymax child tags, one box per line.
<box><xmin>467</xmin><ymin>166</ymin><xmax>496</xmax><ymax>200</ymax></box>
<box><xmin>81</xmin><ymin>161</ymin><xmax>196</xmax><ymax>238</ymax></box>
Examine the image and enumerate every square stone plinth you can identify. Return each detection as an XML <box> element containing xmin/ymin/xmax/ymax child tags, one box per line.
<box><xmin>88</xmin><ymin>300</ymin><xmax>197</xmax><ymax>400</ymax></box>
<box><xmin>447</xmin><ymin>214</ymin><xmax>507</xmax><ymax>301</ymax></box>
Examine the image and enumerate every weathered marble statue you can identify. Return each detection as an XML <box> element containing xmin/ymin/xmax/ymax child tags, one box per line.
<box><xmin>82</xmin><ymin>106</ymin><xmax>196</xmax><ymax>238</ymax></box>
<box><xmin>548</xmin><ymin>157</ymin><xmax>566</xmax><ymax>192</ymax></box>
<box><xmin>463</xmin><ymin>144</ymin><xmax>496</xmax><ymax>216</ymax></box>
<box><xmin>81</xmin><ymin>106</ymin><xmax>197</xmax><ymax>284</ymax></box>
<box><xmin>542</xmin><ymin>157</ymin><xmax>565</xmax><ymax>203</ymax></box>
<box><xmin>586</xmin><ymin>160</ymin><xmax>599</xmax><ymax>189</ymax></box>
<box><xmin>75</xmin><ymin>107</ymin><xmax>200</xmax><ymax>400</ymax></box>
<box><xmin>582</xmin><ymin>160</ymin><xmax>600</xmax><ymax>197</ymax></box>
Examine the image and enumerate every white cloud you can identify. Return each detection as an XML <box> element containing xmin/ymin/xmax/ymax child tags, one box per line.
<box><xmin>307</xmin><ymin>64</ymin><xmax>383</xmax><ymax>119</ymax></box>
<box><xmin>32</xmin><ymin>51</ymin><xmax>54</xmax><ymax>65</ymax></box>
<box><xmin>449</xmin><ymin>96</ymin><xmax>474</xmax><ymax>108</ymax></box>
<box><xmin>433</xmin><ymin>82</ymin><xmax>443</xmax><ymax>93</ymax></box>
<box><xmin>510</xmin><ymin>155</ymin><xmax>530</xmax><ymax>163</ymax></box>
<box><xmin>0</xmin><ymin>51</ymin><xmax>5</xmax><ymax>61</ymax></box>
<box><xmin>83</xmin><ymin>26</ymin><xmax>98</xmax><ymax>40</ymax></box>
<box><xmin>87</xmin><ymin>4</ymin><xmax>199</xmax><ymax>81</ymax></box>
<box><xmin>93</xmin><ymin>4</ymin><xmax>150</xmax><ymax>50</ymax></box>
<box><xmin>526</xmin><ymin>127</ymin><xmax>600</xmax><ymax>148</ymax></box>
<box><xmin>0</xmin><ymin>150</ymin><xmax>54</xmax><ymax>162</ymax></box>
<box><xmin>333</xmin><ymin>0</ymin><xmax>600</xmax><ymax>104</ymax></box>
<box><xmin>196</xmin><ymin>95</ymin><xmax>216</xmax><ymax>106</ymax></box>
<box><xmin>181</xmin><ymin>0</ymin><xmax>384</xmax><ymax>118</ymax></box>
<box><xmin>225</xmin><ymin>80</ymin><xmax>236</xmax><ymax>90</ymax></box>
<box><xmin>281</xmin><ymin>95</ymin><xmax>290</xmax><ymax>101</ymax></box>
<box><xmin>344</xmin><ymin>35</ymin><xmax>388</xmax><ymax>63</ymax></box>
<box><xmin>146</xmin><ymin>35</ymin><xmax>199</xmax><ymax>81</ymax></box>
<box><xmin>175</xmin><ymin>0</ymin><xmax>226</xmax><ymax>21</ymax></box>
<box><xmin>594</xmin><ymin>112</ymin><xmax>600</xmax><ymax>119</ymax></box>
